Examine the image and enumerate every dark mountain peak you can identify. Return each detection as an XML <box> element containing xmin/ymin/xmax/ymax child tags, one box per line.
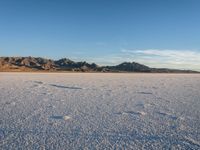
<box><xmin>119</xmin><ymin>61</ymin><xmax>148</xmax><ymax>66</ymax></box>
<box><xmin>107</xmin><ymin>61</ymin><xmax>151</xmax><ymax>72</ymax></box>
<box><xmin>55</xmin><ymin>58</ymin><xmax>74</xmax><ymax>66</ymax></box>
<box><xmin>57</xmin><ymin>58</ymin><xmax>73</xmax><ymax>63</ymax></box>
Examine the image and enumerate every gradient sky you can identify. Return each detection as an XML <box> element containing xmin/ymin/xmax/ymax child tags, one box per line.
<box><xmin>0</xmin><ymin>0</ymin><xmax>200</xmax><ymax>70</ymax></box>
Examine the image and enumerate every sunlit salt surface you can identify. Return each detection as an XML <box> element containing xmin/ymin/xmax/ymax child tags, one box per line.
<box><xmin>0</xmin><ymin>73</ymin><xmax>200</xmax><ymax>149</ymax></box>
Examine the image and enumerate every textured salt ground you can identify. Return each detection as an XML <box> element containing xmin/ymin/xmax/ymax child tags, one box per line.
<box><xmin>0</xmin><ymin>73</ymin><xmax>200</xmax><ymax>150</ymax></box>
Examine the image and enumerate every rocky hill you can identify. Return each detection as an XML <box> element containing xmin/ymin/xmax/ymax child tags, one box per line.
<box><xmin>0</xmin><ymin>57</ymin><xmax>198</xmax><ymax>73</ymax></box>
<box><xmin>105</xmin><ymin>62</ymin><xmax>151</xmax><ymax>72</ymax></box>
<box><xmin>0</xmin><ymin>57</ymin><xmax>100</xmax><ymax>72</ymax></box>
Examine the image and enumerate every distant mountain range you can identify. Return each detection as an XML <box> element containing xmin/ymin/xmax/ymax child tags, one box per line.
<box><xmin>0</xmin><ymin>57</ymin><xmax>198</xmax><ymax>73</ymax></box>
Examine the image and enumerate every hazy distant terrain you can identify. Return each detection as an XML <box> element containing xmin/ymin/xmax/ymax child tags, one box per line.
<box><xmin>0</xmin><ymin>73</ymin><xmax>200</xmax><ymax>149</ymax></box>
<box><xmin>0</xmin><ymin>57</ymin><xmax>198</xmax><ymax>73</ymax></box>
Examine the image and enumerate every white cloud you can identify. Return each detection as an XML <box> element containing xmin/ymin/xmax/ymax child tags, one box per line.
<box><xmin>87</xmin><ymin>49</ymin><xmax>200</xmax><ymax>71</ymax></box>
<box><xmin>121</xmin><ymin>49</ymin><xmax>200</xmax><ymax>70</ymax></box>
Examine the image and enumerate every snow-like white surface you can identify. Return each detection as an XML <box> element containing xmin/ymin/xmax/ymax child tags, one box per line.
<box><xmin>0</xmin><ymin>73</ymin><xmax>200</xmax><ymax>149</ymax></box>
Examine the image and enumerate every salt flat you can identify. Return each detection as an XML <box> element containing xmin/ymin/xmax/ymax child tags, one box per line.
<box><xmin>0</xmin><ymin>73</ymin><xmax>200</xmax><ymax>150</ymax></box>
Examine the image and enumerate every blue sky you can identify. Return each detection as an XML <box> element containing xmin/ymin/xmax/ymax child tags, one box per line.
<box><xmin>0</xmin><ymin>0</ymin><xmax>200</xmax><ymax>70</ymax></box>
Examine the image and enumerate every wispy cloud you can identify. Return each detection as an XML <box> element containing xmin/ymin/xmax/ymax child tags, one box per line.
<box><xmin>87</xmin><ymin>49</ymin><xmax>200</xmax><ymax>71</ymax></box>
<box><xmin>121</xmin><ymin>49</ymin><xmax>200</xmax><ymax>69</ymax></box>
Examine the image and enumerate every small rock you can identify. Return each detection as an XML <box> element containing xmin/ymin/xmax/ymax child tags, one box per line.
<box><xmin>63</xmin><ymin>115</ymin><xmax>71</xmax><ymax>120</ymax></box>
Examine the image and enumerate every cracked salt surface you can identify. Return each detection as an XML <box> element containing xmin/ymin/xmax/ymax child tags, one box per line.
<box><xmin>0</xmin><ymin>73</ymin><xmax>200</xmax><ymax>149</ymax></box>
